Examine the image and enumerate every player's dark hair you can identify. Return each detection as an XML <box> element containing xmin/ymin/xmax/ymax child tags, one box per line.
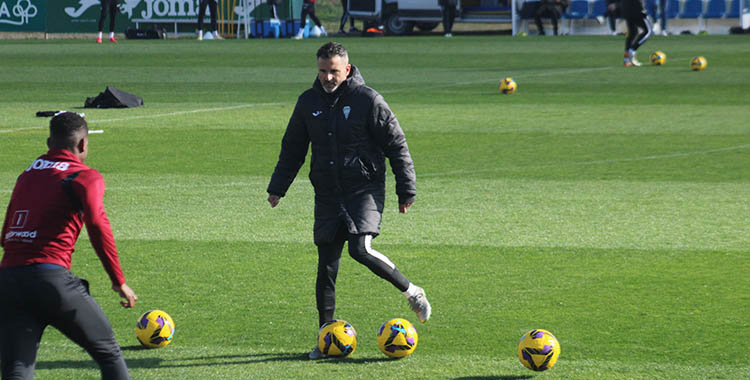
<box><xmin>49</xmin><ymin>112</ymin><xmax>88</xmax><ymax>150</ymax></box>
<box><xmin>317</xmin><ymin>42</ymin><xmax>348</xmax><ymax>60</ymax></box>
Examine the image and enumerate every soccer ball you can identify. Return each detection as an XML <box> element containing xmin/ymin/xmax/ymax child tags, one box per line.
<box><xmin>317</xmin><ymin>320</ymin><xmax>357</xmax><ymax>357</ymax></box>
<box><xmin>498</xmin><ymin>77</ymin><xmax>517</xmax><ymax>95</ymax></box>
<box><xmin>690</xmin><ymin>56</ymin><xmax>707</xmax><ymax>71</ymax></box>
<box><xmin>517</xmin><ymin>329</ymin><xmax>561</xmax><ymax>371</ymax></box>
<box><xmin>650</xmin><ymin>51</ymin><xmax>666</xmax><ymax>65</ymax></box>
<box><xmin>377</xmin><ymin>318</ymin><xmax>418</xmax><ymax>358</ymax></box>
<box><xmin>135</xmin><ymin>310</ymin><xmax>175</xmax><ymax>348</ymax></box>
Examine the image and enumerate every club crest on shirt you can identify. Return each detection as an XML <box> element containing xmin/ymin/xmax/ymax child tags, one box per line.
<box><xmin>343</xmin><ymin>106</ymin><xmax>351</xmax><ymax>120</ymax></box>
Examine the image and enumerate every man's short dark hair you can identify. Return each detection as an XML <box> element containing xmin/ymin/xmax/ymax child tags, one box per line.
<box><xmin>49</xmin><ymin>112</ymin><xmax>88</xmax><ymax>150</ymax></box>
<box><xmin>317</xmin><ymin>42</ymin><xmax>348</xmax><ymax>60</ymax></box>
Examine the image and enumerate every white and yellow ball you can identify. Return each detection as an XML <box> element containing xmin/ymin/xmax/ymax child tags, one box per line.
<box><xmin>517</xmin><ymin>329</ymin><xmax>561</xmax><ymax>371</ymax></box>
<box><xmin>135</xmin><ymin>310</ymin><xmax>175</xmax><ymax>348</ymax></box>
<box><xmin>377</xmin><ymin>318</ymin><xmax>418</xmax><ymax>358</ymax></box>
<box><xmin>317</xmin><ymin>320</ymin><xmax>357</xmax><ymax>357</ymax></box>
<box><xmin>650</xmin><ymin>51</ymin><xmax>666</xmax><ymax>66</ymax></box>
<box><xmin>499</xmin><ymin>77</ymin><xmax>517</xmax><ymax>95</ymax></box>
<box><xmin>690</xmin><ymin>56</ymin><xmax>707</xmax><ymax>71</ymax></box>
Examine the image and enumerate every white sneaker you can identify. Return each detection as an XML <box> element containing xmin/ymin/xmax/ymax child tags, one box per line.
<box><xmin>444</xmin><ymin>33</ymin><xmax>452</xmax><ymax>37</ymax></box>
<box><xmin>292</xmin><ymin>29</ymin><xmax>304</xmax><ymax>40</ymax></box>
<box><xmin>630</xmin><ymin>52</ymin><xmax>642</xmax><ymax>66</ymax></box>
<box><xmin>407</xmin><ymin>286</ymin><xmax>432</xmax><ymax>323</ymax></box>
<box><xmin>320</xmin><ymin>26</ymin><xmax>327</xmax><ymax>37</ymax></box>
<box><xmin>213</xmin><ymin>30</ymin><xmax>224</xmax><ymax>40</ymax></box>
<box><xmin>308</xmin><ymin>346</ymin><xmax>326</xmax><ymax>360</ymax></box>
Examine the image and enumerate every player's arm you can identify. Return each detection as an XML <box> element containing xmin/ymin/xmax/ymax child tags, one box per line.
<box><xmin>368</xmin><ymin>95</ymin><xmax>416</xmax><ymax>211</ymax></box>
<box><xmin>74</xmin><ymin>170</ymin><xmax>137</xmax><ymax>308</ymax></box>
<box><xmin>1</xmin><ymin>202</ymin><xmax>10</xmax><ymax>247</ymax></box>
<box><xmin>267</xmin><ymin>97</ymin><xmax>311</xmax><ymax>206</ymax></box>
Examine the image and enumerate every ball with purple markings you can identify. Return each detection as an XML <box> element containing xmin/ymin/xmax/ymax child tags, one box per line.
<box><xmin>317</xmin><ymin>319</ymin><xmax>357</xmax><ymax>357</ymax></box>
<box><xmin>377</xmin><ymin>318</ymin><xmax>418</xmax><ymax>358</ymax></box>
<box><xmin>135</xmin><ymin>310</ymin><xmax>175</xmax><ymax>348</ymax></box>
<box><xmin>517</xmin><ymin>329</ymin><xmax>561</xmax><ymax>371</ymax></box>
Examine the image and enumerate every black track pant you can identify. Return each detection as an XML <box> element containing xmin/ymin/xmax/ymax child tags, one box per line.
<box><xmin>534</xmin><ymin>4</ymin><xmax>563</xmax><ymax>35</ymax></box>
<box><xmin>624</xmin><ymin>11</ymin><xmax>652</xmax><ymax>51</ymax></box>
<box><xmin>605</xmin><ymin>6</ymin><xmax>621</xmax><ymax>32</ymax></box>
<box><xmin>442</xmin><ymin>5</ymin><xmax>457</xmax><ymax>33</ymax></box>
<box><xmin>301</xmin><ymin>2</ymin><xmax>322</xmax><ymax>27</ymax></box>
<box><xmin>316</xmin><ymin>226</ymin><xmax>410</xmax><ymax>327</ymax></box>
<box><xmin>339</xmin><ymin>0</ymin><xmax>355</xmax><ymax>30</ymax></box>
<box><xmin>622</xmin><ymin>2</ymin><xmax>651</xmax><ymax>52</ymax></box>
<box><xmin>98</xmin><ymin>0</ymin><xmax>119</xmax><ymax>33</ymax></box>
<box><xmin>198</xmin><ymin>0</ymin><xmax>219</xmax><ymax>32</ymax></box>
<box><xmin>0</xmin><ymin>266</ymin><xmax>129</xmax><ymax>380</ymax></box>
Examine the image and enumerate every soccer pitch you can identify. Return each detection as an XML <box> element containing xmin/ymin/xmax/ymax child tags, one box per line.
<box><xmin>1</xmin><ymin>35</ymin><xmax>749</xmax><ymax>379</ymax></box>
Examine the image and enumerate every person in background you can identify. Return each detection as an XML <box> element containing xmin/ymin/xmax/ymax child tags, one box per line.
<box><xmin>338</xmin><ymin>0</ymin><xmax>360</xmax><ymax>35</ymax></box>
<box><xmin>97</xmin><ymin>0</ymin><xmax>119</xmax><ymax>43</ymax></box>
<box><xmin>604</xmin><ymin>0</ymin><xmax>622</xmax><ymax>35</ymax></box>
<box><xmin>658</xmin><ymin>0</ymin><xmax>668</xmax><ymax>35</ymax></box>
<box><xmin>198</xmin><ymin>0</ymin><xmax>224</xmax><ymax>40</ymax></box>
<box><xmin>0</xmin><ymin>112</ymin><xmax>138</xmax><ymax>380</ymax></box>
<box><xmin>439</xmin><ymin>0</ymin><xmax>458</xmax><ymax>37</ymax></box>
<box><xmin>534</xmin><ymin>0</ymin><xmax>569</xmax><ymax>36</ymax></box>
<box><xmin>293</xmin><ymin>0</ymin><xmax>327</xmax><ymax>39</ymax></box>
<box><xmin>622</xmin><ymin>0</ymin><xmax>652</xmax><ymax>66</ymax></box>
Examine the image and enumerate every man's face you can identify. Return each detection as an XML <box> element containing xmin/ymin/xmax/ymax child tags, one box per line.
<box><xmin>318</xmin><ymin>55</ymin><xmax>351</xmax><ymax>93</ymax></box>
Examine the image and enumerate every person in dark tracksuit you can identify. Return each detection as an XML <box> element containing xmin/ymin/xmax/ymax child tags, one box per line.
<box><xmin>622</xmin><ymin>0</ymin><xmax>652</xmax><ymax>66</ymax></box>
<box><xmin>293</xmin><ymin>0</ymin><xmax>327</xmax><ymax>39</ymax></box>
<box><xmin>439</xmin><ymin>0</ymin><xmax>458</xmax><ymax>37</ymax></box>
<box><xmin>197</xmin><ymin>0</ymin><xmax>222</xmax><ymax>40</ymax></box>
<box><xmin>338</xmin><ymin>0</ymin><xmax>359</xmax><ymax>35</ymax></box>
<box><xmin>97</xmin><ymin>0</ymin><xmax>119</xmax><ymax>43</ymax></box>
<box><xmin>534</xmin><ymin>0</ymin><xmax>568</xmax><ymax>35</ymax></box>
<box><xmin>267</xmin><ymin>42</ymin><xmax>432</xmax><ymax>360</ymax></box>
<box><xmin>604</xmin><ymin>0</ymin><xmax>622</xmax><ymax>35</ymax></box>
<box><xmin>0</xmin><ymin>112</ymin><xmax>138</xmax><ymax>380</ymax></box>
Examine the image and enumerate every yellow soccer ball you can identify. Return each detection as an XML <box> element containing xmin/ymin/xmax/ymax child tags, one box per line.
<box><xmin>317</xmin><ymin>320</ymin><xmax>357</xmax><ymax>357</ymax></box>
<box><xmin>650</xmin><ymin>51</ymin><xmax>666</xmax><ymax>65</ymax></box>
<box><xmin>377</xmin><ymin>318</ymin><xmax>418</xmax><ymax>358</ymax></box>
<box><xmin>690</xmin><ymin>56</ymin><xmax>707</xmax><ymax>71</ymax></box>
<box><xmin>517</xmin><ymin>329</ymin><xmax>561</xmax><ymax>371</ymax></box>
<box><xmin>499</xmin><ymin>77</ymin><xmax>517</xmax><ymax>95</ymax></box>
<box><xmin>135</xmin><ymin>310</ymin><xmax>175</xmax><ymax>348</ymax></box>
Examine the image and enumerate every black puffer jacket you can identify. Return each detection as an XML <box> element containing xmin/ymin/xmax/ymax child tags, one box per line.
<box><xmin>268</xmin><ymin>65</ymin><xmax>416</xmax><ymax>245</ymax></box>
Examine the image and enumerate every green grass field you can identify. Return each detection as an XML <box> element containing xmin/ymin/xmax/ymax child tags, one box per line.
<box><xmin>1</xmin><ymin>35</ymin><xmax>749</xmax><ymax>379</ymax></box>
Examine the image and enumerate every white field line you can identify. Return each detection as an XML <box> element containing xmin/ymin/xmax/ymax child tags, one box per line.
<box><xmin>380</xmin><ymin>66</ymin><xmax>614</xmax><ymax>95</ymax></box>
<box><xmin>1</xmin><ymin>66</ymin><xmax>614</xmax><ymax>134</ymax></box>
<box><xmin>0</xmin><ymin>103</ymin><xmax>286</xmax><ymax>134</ymax></box>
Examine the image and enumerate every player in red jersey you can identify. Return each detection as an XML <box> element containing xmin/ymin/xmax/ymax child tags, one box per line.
<box><xmin>0</xmin><ymin>112</ymin><xmax>137</xmax><ymax>380</ymax></box>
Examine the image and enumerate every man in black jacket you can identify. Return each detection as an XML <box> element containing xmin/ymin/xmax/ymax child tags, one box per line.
<box><xmin>534</xmin><ymin>0</ymin><xmax>569</xmax><ymax>35</ymax></box>
<box><xmin>267</xmin><ymin>42</ymin><xmax>431</xmax><ymax>359</ymax></box>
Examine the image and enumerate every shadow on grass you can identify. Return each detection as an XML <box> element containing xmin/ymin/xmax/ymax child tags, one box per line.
<box><xmin>37</xmin><ymin>350</ymin><xmax>395</xmax><ymax>371</ymax></box>
<box><xmin>315</xmin><ymin>356</ymin><xmax>396</xmax><ymax>364</ymax></box>
<box><xmin>453</xmin><ymin>377</ymin><xmax>534</xmax><ymax>380</ymax></box>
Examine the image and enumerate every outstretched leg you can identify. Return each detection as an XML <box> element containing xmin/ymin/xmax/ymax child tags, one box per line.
<box><xmin>348</xmin><ymin>234</ymin><xmax>431</xmax><ymax>322</ymax></box>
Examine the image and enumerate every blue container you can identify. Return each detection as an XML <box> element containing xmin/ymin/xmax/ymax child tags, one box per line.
<box><xmin>251</xmin><ymin>19</ymin><xmax>302</xmax><ymax>38</ymax></box>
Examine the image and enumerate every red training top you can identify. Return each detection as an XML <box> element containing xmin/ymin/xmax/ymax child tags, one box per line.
<box><xmin>1</xmin><ymin>148</ymin><xmax>126</xmax><ymax>286</ymax></box>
